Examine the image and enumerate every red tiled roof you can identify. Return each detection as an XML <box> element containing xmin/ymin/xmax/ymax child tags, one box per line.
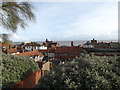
<box><xmin>2</xmin><ymin>43</ymin><xmax>12</xmax><ymax>46</ymax></box>
<box><xmin>15</xmin><ymin>50</ymin><xmax>45</xmax><ymax>57</ymax></box>
<box><xmin>55</xmin><ymin>47</ymin><xmax>83</xmax><ymax>54</ymax></box>
<box><xmin>47</xmin><ymin>47</ymin><xmax>56</xmax><ymax>53</ymax></box>
<box><xmin>7</xmin><ymin>49</ymin><xmax>19</xmax><ymax>54</ymax></box>
<box><xmin>0</xmin><ymin>43</ymin><xmax>13</xmax><ymax>48</ymax></box>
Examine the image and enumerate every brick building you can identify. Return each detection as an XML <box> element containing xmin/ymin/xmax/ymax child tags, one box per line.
<box><xmin>54</xmin><ymin>47</ymin><xmax>83</xmax><ymax>60</ymax></box>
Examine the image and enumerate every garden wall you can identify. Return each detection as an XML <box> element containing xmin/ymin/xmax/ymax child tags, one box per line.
<box><xmin>13</xmin><ymin>70</ymin><xmax>44</xmax><ymax>88</ymax></box>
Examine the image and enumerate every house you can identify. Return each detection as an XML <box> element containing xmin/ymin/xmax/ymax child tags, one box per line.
<box><xmin>47</xmin><ymin>47</ymin><xmax>56</xmax><ymax>59</ymax></box>
<box><xmin>83</xmin><ymin>42</ymin><xmax>94</xmax><ymax>48</ymax></box>
<box><xmin>15</xmin><ymin>49</ymin><xmax>51</xmax><ymax>70</ymax></box>
<box><xmin>83</xmin><ymin>39</ymin><xmax>109</xmax><ymax>48</ymax></box>
<box><xmin>83</xmin><ymin>39</ymin><xmax>120</xmax><ymax>49</ymax></box>
<box><xmin>1</xmin><ymin>43</ymin><xmax>20</xmax><ymax>54</ymax></box>
<box><xmin>15</xmin><ymin>50</ymin><xmax>46</xmax><ymax>61</ymax></box>
<box><xmin>83</xmin><ymin>39</ymin><xmax>120</xmax><ymax>56</ymax></box>
<box><xmin>109</xmin><ymin>42</ymin><xmax>120</xmax><ymax>49</ymax></box>
<box><xmin>54</xmin><ymin>47</ymin><xmax>83</xmax><ymax>60</ymax></box>
<box><xmin>2</xmin><ymin>43</ymin><xmax>14</xmax><ymax>52</ymax></box>
<box><xmin>83</xmin><ymin>47</ymin><xmax>120</xmax><ymax>56</ymax></box>
<box><xmin>91</xmin><ymin>38</ymin><xmax>97</xmax><ymax>43</ymax></box>
<box><xmin>43</xmin><ymin>39</ymin><xmax>57</xmax><ymax>48</ymax></box>
<box><xmin>5</xmin><ymin>48</ymin><xmax>20</xmax><ymax>55</ymax></box>
<box><xmin>24</xmin><ymin>45</ymin><xmax>47</xmax><ymax>51</ymax></box>
<box><xmin>19</xmin><ymin>41</ymin><xmax>47</xmax><ymax>51</ymax></box>
<box><xmin>93</xmin><ymin>42</ymin><xmax>110</xmax><ymax>48</ymax></box>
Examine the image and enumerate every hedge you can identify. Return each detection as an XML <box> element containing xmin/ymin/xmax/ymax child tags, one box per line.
<box><xmin>1</xmin><ymin>53</ymin><xmax>39</xmax><ymax>88</ymax></box>
<box><xmin>37</xmin><ymin>55</ymin><xmax>120</xmax><ymax>90</ymax></box>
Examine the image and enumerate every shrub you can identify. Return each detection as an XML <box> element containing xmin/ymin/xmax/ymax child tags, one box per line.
<box><xmin>38</xmin><ymin>55</ymin><xmax>120</xmax><ymax>90</ymax></box>
<box><xmin>1</xmin><ymin>53</ymin><xmax>39</xmax><ymax>88</ymax></box>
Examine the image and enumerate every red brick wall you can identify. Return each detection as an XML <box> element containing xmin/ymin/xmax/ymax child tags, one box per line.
<box><xmin>13</xmin><ymin>70</ymin><xmax>44</xmax><ymax>88</ymax></box>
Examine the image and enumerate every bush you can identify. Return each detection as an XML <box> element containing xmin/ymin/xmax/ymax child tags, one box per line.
<box><xmin>1</xmin><ymin>54</ymin><xmax>39</xmax><ymax>88</ymax></box>
<box><xmin>38</xmin><ymin>55</ymin><xmax>120</xmax><ymax>90</ymax></box>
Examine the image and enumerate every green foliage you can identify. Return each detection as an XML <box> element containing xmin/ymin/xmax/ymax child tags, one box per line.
<box><xmin>0</xmin><ymin>34</ymin><xmax>13</xmax><ymax>46</ymax></box>
<box><xmin>38</xmin><ymin>55</ymin><xmax>120</xmax><ymax>90</ymax></box>
<box><xmin>50</xmin><ymin>62</ymin><xmax>57</xmax><ymax>70</ymax></box>
<box><xmin>1</xmin><ymin>54</ymin><xmax>39</xmax><ymax>88</ymax></box>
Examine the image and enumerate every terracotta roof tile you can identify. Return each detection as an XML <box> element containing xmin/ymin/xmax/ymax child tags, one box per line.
<box><xmin>15</xmin><ymin>50</ymin><xmax>45</xmax><ymax>57</ymax></box>
<box><xmin>7</xmin><ymin>49</ymin><xmax>19</xmax><ymax>53</ymax></box>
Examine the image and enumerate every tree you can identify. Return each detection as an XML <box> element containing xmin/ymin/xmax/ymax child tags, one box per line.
<box><xmin>1</xmin><ymin>1</ymin><xmax>35</xmax><ymax>32</ymax></box>
<box><xmin>0</xmin><ymin>34</ymin><xmax>12</xmax><ymax>44</ymax></box>
<box><xmin>37</xmin><ymin>55</ymin><xmax>120</xmax><ymax>90</ymax></box>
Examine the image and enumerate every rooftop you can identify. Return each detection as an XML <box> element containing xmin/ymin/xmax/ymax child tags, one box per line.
<box><xmin>15</xmin><ymin>50</ymin><xmax>46</xmax><ymax>57</ymax></box>
<box><xmin>6</xmin><ymin>49</ymin><xmax>19</xmax><ymax>54</ymax></box>
<box><xmin>55</xmin><ymin>47</ymin><xmax>83</xmax><ymax>54</ymax></box>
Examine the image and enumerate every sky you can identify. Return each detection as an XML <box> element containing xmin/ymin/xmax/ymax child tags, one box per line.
<box><xmin>0</xmin><ymin>1</ymin><xmax>118</xmax><ymax>42</ymax></box>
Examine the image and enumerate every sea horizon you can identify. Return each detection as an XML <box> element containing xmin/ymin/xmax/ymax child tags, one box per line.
<box><xmin>14</xmin><ymin>39</ymin><xmax>118</xmax><ymax>46</ymax></box>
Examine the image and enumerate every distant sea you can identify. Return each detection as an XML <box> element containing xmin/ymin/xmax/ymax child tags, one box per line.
<box><xmin>48</xmin><ymin>40</ymin><xmax>118</xmax><ymax>46</ymax></box>
<box><xmin>14</xmin><ymin>40</ymin><xmax>118</xmax><ymax>46</ymax></box>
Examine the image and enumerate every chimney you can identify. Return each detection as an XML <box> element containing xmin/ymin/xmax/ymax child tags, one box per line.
<box><xmin>9</xmin><ymin>45</ymin><xmax>11</xmax><ymax>49</ymax></box>
<box><xmin>21</xmin><ymin>45</ymin><xmax>25</xmax><ymax>53</ymax></box>
<box><xmin>32</xmin><ymin>46</ymin><xmax>35</xmax><ymax>51</ymax></box>
<box><xmin>15</xmin><ymin>45</ymin><xmax>17</xmax><ymax>49</ymax></box>
<box><xmin>71</xmin><ymin>41</ymin><xmax>74</xmax><ymax>46</ymax></box>
<box><xmin>46</xmin><ymin>38</ymin><xmax>48</xmax><ymax>42</ymax></box>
